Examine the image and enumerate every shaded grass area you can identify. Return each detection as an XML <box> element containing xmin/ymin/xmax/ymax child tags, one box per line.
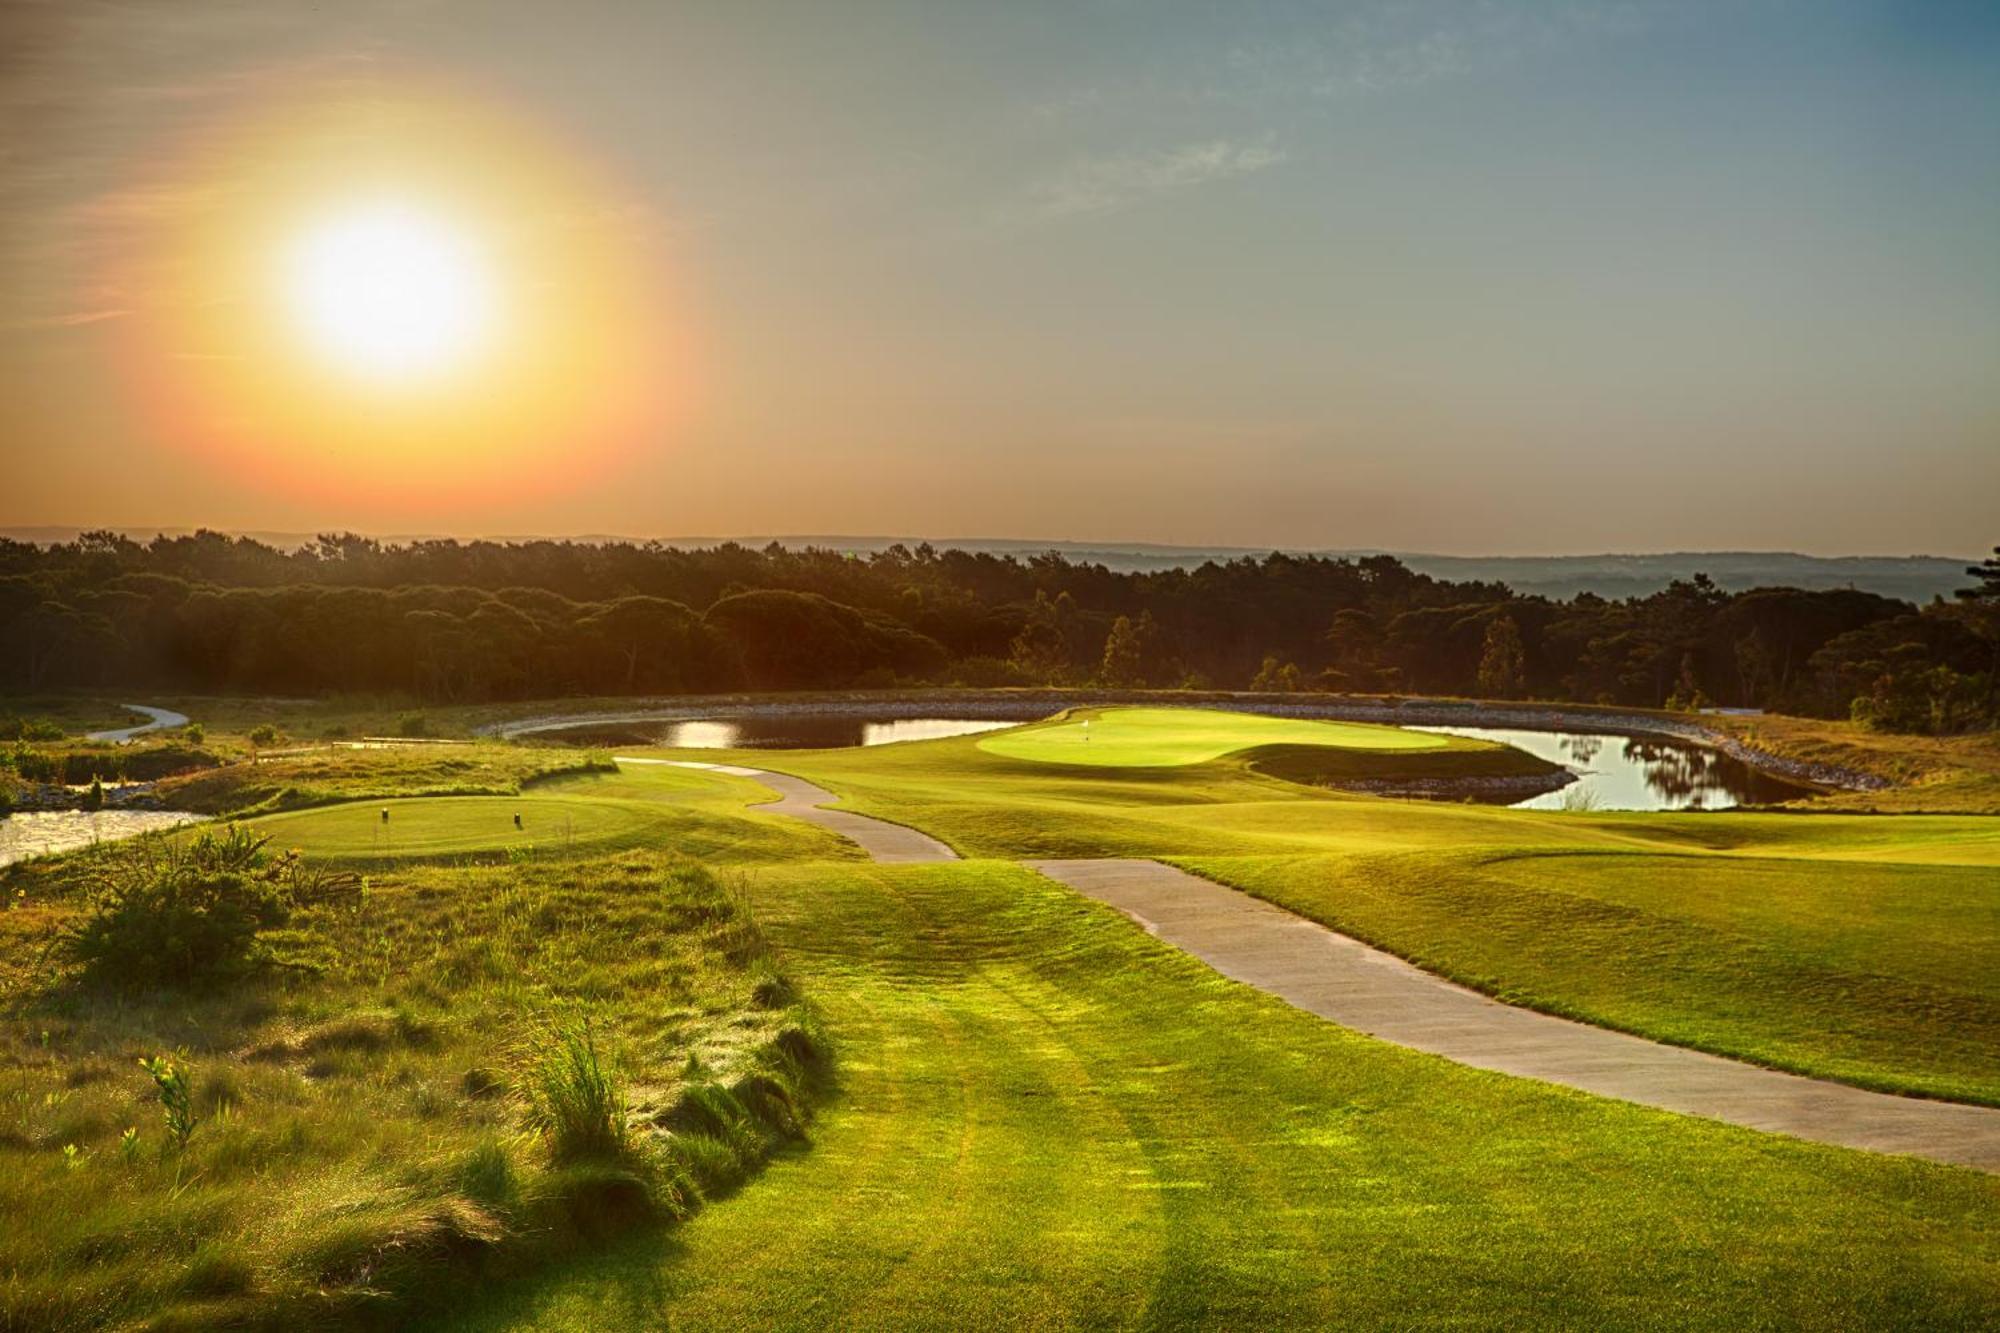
<box><xmin>1193</xmin><ymin>849</ymin><xmax>2000</xmax><ymax>1105</ymax></box>
<box><xmin>0</xmin><ymin>852</ymin><xmax>826</xmax><ymax>1330</ymax></box>
<box><xmin>976</xmin><ymin>704</ymin><xmax>1448</xmax><ymax>766</ymax></box>
<box><xmin>440</xmin><ymin>860</ymin><xmax>2000</xmax><ymax>1331</ymax></box>
<box><xmin>1245</xmin><ymin>737</ymin><xmax>1563</xmax><ymax>787</ymax></box>
<box><xmin>155</xmin><ymin>744</ymin><xmax>619</xmax><ymax>817</ymax></box>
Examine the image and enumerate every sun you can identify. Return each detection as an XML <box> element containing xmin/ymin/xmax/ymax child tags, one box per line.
<box><xmin>282</xmin><ymin>199</ymin><xmax>497</xmax><ymax>382</ymax></box>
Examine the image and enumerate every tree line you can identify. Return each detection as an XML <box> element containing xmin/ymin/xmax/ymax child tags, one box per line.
<box><xmin>2</xmin><ymin>532</ymin><xmax>1994</xmax><ymax>732</ymax></box>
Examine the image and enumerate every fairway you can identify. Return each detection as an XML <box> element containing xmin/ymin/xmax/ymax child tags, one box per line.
<box><xmin>976</xmin><ymin>705</ymin><xmax>1449</xmax><ymax>767</ymax></box>
<box><xmin>441</xmin><ymin>861</ymin><xmax>2000</xmax><ymax>1330</ymax></box>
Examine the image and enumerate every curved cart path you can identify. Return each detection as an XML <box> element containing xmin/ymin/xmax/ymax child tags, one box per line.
<box><xmin>634</xmin><ymin>758</ymin><xmax>2000</xmax><ymax>1173</ymax></box>
<box><xmin>1032</xmin><ymin>858</ymin><xmax>2000</xmax><ymax>1174</ymax></box>
<box><xmin>86</xmin><ymin>704</ymin><xmax>189</xmax><ymax>743</ymax></box>
<box><xmin>621</xmin><ymin>758</ymin><xmax>957</xmax><ymax>863</ymax></box>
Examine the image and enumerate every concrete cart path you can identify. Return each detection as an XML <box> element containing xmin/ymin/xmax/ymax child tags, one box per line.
<box><xmin>619</xmin><ymin>758</ymin><xmax>959</xmax><ymax>864</ymax></box>
<box><xmin>86</xmin><ymin>704</ymin><xmax>190</xmax><ymax>743</ymax></box>
<box><xmin>1030</xmin><ymin>857</ymin><xmax>2000</xmax><ymax>1174</ymax></box>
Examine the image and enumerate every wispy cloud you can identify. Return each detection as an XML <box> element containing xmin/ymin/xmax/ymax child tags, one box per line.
<box><xmin>1022</xmin><ymin>136</ymin><xmax>1286</xmax><ymax>222</ymax></box>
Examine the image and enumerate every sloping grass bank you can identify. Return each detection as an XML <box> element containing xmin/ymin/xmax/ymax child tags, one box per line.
<box><xmin>1192</xmin><ymin>847</ymin><xmax>2000</xmax><ymax>1105</ymax></box>
<box><xmin>0</xmin><ymin>851</ymin><xmax>826</xmax><ymax>1329</ymax></box>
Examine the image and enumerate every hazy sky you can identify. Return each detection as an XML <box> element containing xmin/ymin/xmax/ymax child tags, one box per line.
<box><xmin>2</xmin><ymin>0</ymin><xmax>1995</xmax><ymax>554</ymax></box>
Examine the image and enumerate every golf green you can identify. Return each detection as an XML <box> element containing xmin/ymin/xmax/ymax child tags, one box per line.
<box><xmin>248</xmin><ymin>794</ymin><xmax>665</xmax><ymax>861</ymax></box>
<box><xmin>976</xmin><ymin>705</ymin><xmax>1448</xmax><ymax>767</ymax></box>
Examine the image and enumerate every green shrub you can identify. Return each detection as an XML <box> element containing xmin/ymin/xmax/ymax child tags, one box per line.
<box><xmin>247</xmin><ymin>724</ymin><xmax>282</xmax><ymax>748</ymax></box>
<box><xmin>140</xmin><ymin>1054</ymin><xmax>199</xmax><ymax>1151</ymax></box>
<box><xmin>182</xmin><ymin>722</ymin><xmax>204</xmax><ymax>745</ymax></box>
<box><xmin>61</xmin><ymin>826</ymin><xmax>359</xmax><ymax>988</ymax></box>
<box><xmin>81</xmin><ymin>777</ymin><xmax>104</xmax><ymax>811</ymax></box>
<box><xmin>398</xmin><ymin>713</ymin><xmax>431</xmax><ymax>738</ymax></box>
<box><xmin>520</xmin><ymin>1020</ymin><xmax>629</xmax><ymax>1162</ymax></box>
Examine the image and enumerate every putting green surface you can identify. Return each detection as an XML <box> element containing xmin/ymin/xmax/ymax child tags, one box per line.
<box><xmin>244</xmin><ymin>763</ymin><xmax>853</xmax><ymax>864</ymax></box>
<box><xmin>976</xmin><ymin>705</ymin><xmax>1448</xmax><ymax>767</ymax></box>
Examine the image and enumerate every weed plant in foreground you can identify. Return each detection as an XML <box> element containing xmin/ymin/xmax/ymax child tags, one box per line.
<box><xmin>0</xmin><ymin>850</ymin><xmax>826</xmax><ymax>1329</ymax></box>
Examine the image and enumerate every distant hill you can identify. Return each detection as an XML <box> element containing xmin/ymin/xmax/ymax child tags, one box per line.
<box><xmin>2</xmin><ymin>526</ymin><xmax>1974</xmax><ymax>604</ymax></box>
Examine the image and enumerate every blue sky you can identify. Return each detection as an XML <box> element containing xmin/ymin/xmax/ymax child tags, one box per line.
<box><xmin>2</xmin><ymin>0</ymin><xmax>1995</xmax><ymax>552</ymax></box>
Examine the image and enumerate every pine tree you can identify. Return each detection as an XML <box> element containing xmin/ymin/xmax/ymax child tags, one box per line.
<box><xmin>1476</xmin><ymin>615</ymin><xmax>1526</xmax><ymax>699</ymax></box>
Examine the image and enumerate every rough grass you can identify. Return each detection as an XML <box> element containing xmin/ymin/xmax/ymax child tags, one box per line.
<box><xmin>976</xmin><ymin>705</ymin><xmax>1450</xmax><ymax>766</ymax></box>
<box><xmin>439</xmin><ymin>860</ymin><xmax>2000</xmax><ymax>1331</ymax></box>
<box><xmin>1713</xmin><ymin>712</ymin><xmax>2000</xmax><ymax>813</ymax></box>
<box><xmin>0</xmin><ymin>852</ymin><xmax>826</xmax><ymax>1330</ymax></box>
<box><xmin>154</xmin><ymin>744</ymin><xmax>619</xmax><ymax>817</ymax></box>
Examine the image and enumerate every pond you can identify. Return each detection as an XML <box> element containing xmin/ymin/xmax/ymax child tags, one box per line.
<box><xmin>0</xmin><ymin>810</ymin><xmax>207</xmax><ymax>869</ymax></box>
<box><xmin>534</xmin><ymin>714</ymin><xmax>1019</xmax><ymax>750</ymax></box>
<box><xmin>1411</xmin><ymin>726</ymin><xmax>1814</xmax><ymax>812</ymax></box>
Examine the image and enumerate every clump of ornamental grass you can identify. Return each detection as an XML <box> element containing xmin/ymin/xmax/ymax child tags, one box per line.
<box><xmin>520</xmin><ymin>1019</ymin><xmax>630</xmax><ymax>1163</ymax></box>
<box><xmin>59</xmin><ymin>825</ymin><xmax>360</xmax><ymax>988</ymax></box>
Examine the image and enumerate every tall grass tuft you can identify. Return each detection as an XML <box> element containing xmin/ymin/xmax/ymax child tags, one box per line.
<box><xmin>520</xmin><ymin>1020</ymin><xmax>629</xmax><ymax>1162</ymax></box>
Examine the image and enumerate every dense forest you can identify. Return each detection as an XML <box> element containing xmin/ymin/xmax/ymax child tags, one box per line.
<box><xmin>3</xmin><ymin>532</ymin><xmax>1995</xmax><ymax>733</ymax></box>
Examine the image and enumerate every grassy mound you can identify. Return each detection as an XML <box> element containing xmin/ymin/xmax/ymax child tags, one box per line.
<box><xmin>976</xmin><ymin>706</ymin><xmax>1447</xmax><ymax>768</ymax></box>
<box><xmin>0</xmin><ymin>854</ymin><xmax>825</xmax><ymax>1330</ymax></box>
<box><xmin>1245</xmin><ymin>735</ymin><xmax>1565</xmax><ymax>789</ymax></box>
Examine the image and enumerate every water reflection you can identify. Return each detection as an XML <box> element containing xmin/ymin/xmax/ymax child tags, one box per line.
<box><xmin>1412</xmin><ymin>726</ymin><xmax>1810</xmax><ymax>812</ymax></box>
<box><xmin>538</xmin><ymin>715</ymin><xmax>1015</xmax><ymax>751</ymax></box>
<box><xmin>0</xmin><ymin>809</ymin><xmax>206</xmax><ymax>868</ymax></box>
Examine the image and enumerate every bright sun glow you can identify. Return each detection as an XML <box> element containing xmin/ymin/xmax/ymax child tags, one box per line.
<box><xmin>283</xmin><ymin>201</ymin><xmax>497</xmax><ymax>381</ymax></box>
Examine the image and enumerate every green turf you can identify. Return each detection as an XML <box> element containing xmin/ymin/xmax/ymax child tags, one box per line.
<box><xmin>438</xmin><ymin>860</ymin><xmax>2000</xmax><ymax>1330</ymax></box>
<box><xmin>1196</xmin><ymin>849</ymin><xmax>2000</xmax><ymax>1104</ymax></box>
<box><xmin>242</xmin><ymin>763</ymin><xmax>853</xmax><ymax>865</ymax></box>
<box><xmin>0</xmin><ymin>853</ymin><xmax>823</xmax><ymax>1328</ymax></box>
<box><xmin>735</xmin><ymin>716</ymin><xmax>2000</xmax><ymax>1099</ymax></box>
<box><xmin>976</xmin><ymin>705</ymin><xmax>1449</xmax><ymax>767</ymax></box>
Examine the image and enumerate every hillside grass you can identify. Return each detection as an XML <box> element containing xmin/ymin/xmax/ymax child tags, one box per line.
<box><xmin>0</xmin><ymin>845</ymin><xmax>825</xmax><ymax>1330</ymax></box>
<box><xmin>440</xmin><ymin>860</ymin><xmax>2000</xmax><ymax>1330</ymax></box>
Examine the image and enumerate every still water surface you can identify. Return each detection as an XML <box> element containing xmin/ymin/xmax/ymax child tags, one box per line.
<box><xmin>0</xmin><ymin>810</ymin><xmax>206</xmax><ymax>868</ymax></box>
<box><xmin>538</xmin><ymin>714</ymin><xmax>1016</xmax><ymax>750</ymax></box>
<box><xmin>1412</xmin><ymin>726</ymin><xmax>1811</xmax><ymax>811</ymax></box>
